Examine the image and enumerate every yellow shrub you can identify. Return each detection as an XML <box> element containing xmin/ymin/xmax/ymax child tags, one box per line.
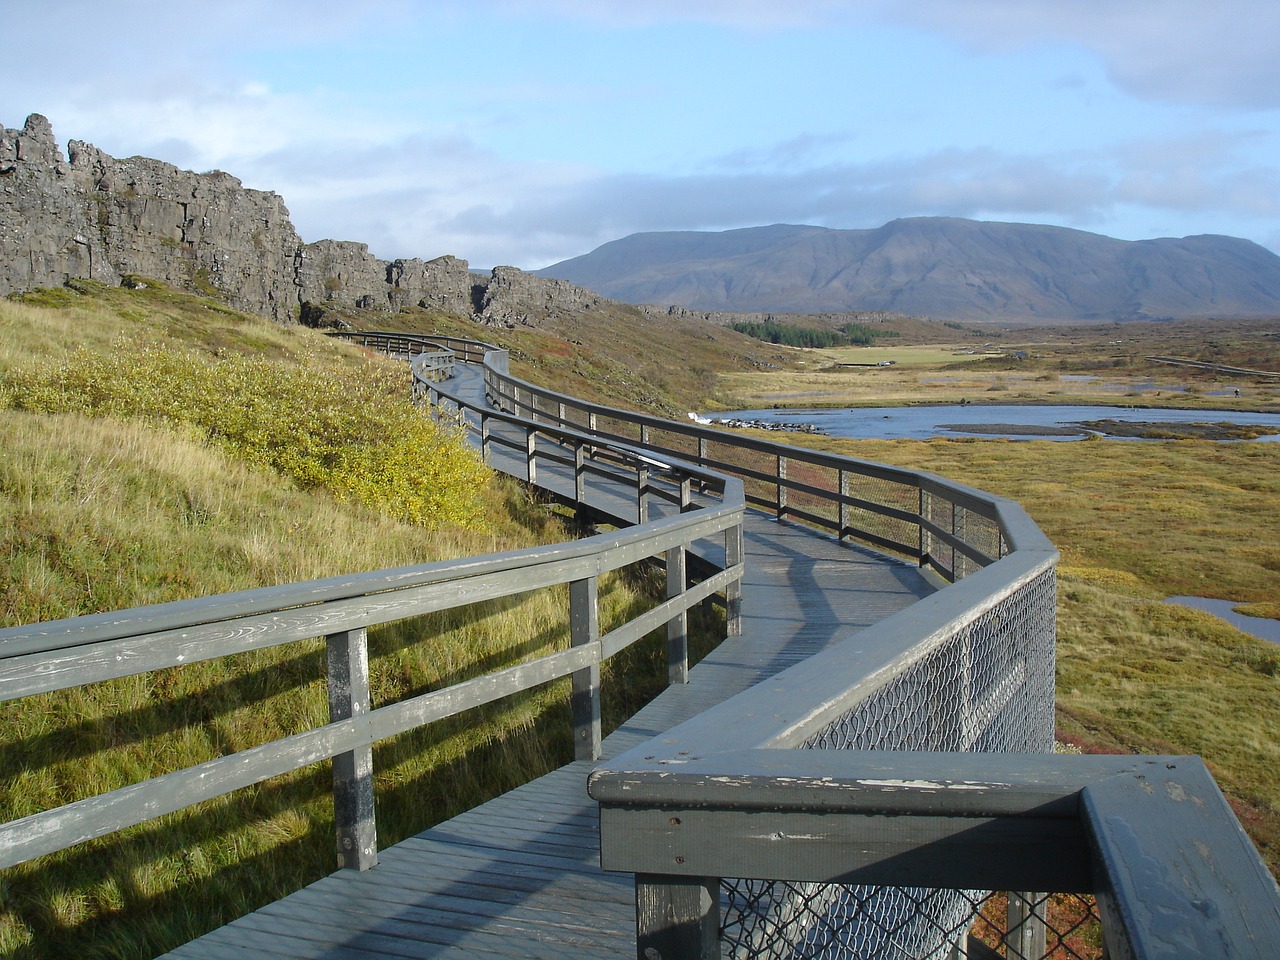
<box><xmin>1</xmin><ymin>339</ymin><xmax>491</xmax><ymax>530</ymax></box>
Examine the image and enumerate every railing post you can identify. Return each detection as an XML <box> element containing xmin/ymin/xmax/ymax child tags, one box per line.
<box><xmin>327</xmin><ymin>628</ymin><xmax>377</xmax><ymax>871</ymax></box>
<box><xmin>919</xmin><ymin>487</ymin><xmax>931</xmax><ymax>567</ymax></box>
<box><xmin>1006</xmin><ymin>892</ymin><xmax>1046</xmax><ymax>960</ymax></box>
<box><xmin>574</xmin><ymin>440</ymin><xmax>587</xmax><ymax>506</ymax></box>
<box><xmin>952</xmin><ymin>501</ymin><xmax>965</xmax><ymax>578</ymax></box>
<box><xmin>480</xmin><ymin>412</ymin><xmax>490</xmax><ymax>463</ymax></box>
<box><xmin>666</xmin><ymin>542</ymin><xmax>689</xmax><ymax>684</ymax></box>
<box><xmin>635</xmin><ymin>874</ymin><xmax>720</xmax><ymax>960</ymax></box>
<box><xmin>776</xmin><ymin>454</ymin><xmax>788</xmax><ymax>520</ymax></box>
<box><xmin>569</xmin><ymin>576</ymin><xmax>602</xmax><ymax>761</ymax></box>
<box><xmin>526</xmin><ymin>430</ymin><xmax>538</xmax><ymax>485</ymax></box>
<box><xmin>839</xmin><ymin>468</ymin><xmax>850</xmax><ymax>542</ymax></box>
<box><xmin>637</xmin><ymin>466</ymin><xmax>650</xmax><ymax>525</ymax></box>
<box><xmin>725</xmin><ymin>519</ymin><xmax>743</xmax><ymax>637</ymax></box>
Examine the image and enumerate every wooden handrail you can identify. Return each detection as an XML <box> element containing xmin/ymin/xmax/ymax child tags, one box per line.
<box><xmin>0</xmin><ymin>356</ymin><xmax>745</xmax><ymax>872</ymax></box>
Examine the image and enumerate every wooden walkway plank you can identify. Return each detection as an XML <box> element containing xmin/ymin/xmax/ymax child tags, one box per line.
<box><xmin>255</xmin><ymin>887</ymin><xmax>631</xmax><ymax>950</ymax></box>
<box><xmin>160</xmin><ymin>364</ymin><xmax>936</xmax><ymax>959</ymax></box>
<box><xmin>317</xmin><ymin>857</ymin><xmax>630</xmax><ymax>914</ymax></box>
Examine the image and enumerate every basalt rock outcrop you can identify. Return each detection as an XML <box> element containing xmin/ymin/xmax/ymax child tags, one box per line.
<box><xmin>0</xmin><ymin>114</ymin><xmax>592</xmax><ymax>326</ymax></box>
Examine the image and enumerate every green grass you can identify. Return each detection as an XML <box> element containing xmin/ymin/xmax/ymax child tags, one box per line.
<box><xmin>0</xmin><ymin>281</ymin><xmax>723</xmax><ymax>958</ymax></box>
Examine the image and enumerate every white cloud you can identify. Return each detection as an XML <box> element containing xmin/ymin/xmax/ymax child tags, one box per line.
<box><xmin>876</xmin><ymin>0</ymin><xmax>1280</xmax><ymax>109</ymax></box>
<box><xmin>4</xmin><ymin>0</ymin><xmax>1278</xmax><ymax>267</ymax></box>
<box><xmin>454</xmin><ymin>130</ymin><xmax>1280</xmax><ymax>267</ymax></box>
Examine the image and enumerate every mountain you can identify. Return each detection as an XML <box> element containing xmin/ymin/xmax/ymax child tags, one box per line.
<box><xmin>536</xmin><ymin>219</ymin><xmax>1280</xmax><ymax>322</ymax></box>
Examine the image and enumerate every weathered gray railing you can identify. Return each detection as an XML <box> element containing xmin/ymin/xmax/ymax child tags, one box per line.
<box><xmin>348</xmin><ymin>330</ymin><xmax>1278</xmax><ymax>960</ymax></box>
<box><xmin>0</xmin><ymin>382</ymin><xmax>745</xmax><ymax>874</ymax></box>
<box><xmin>475</xmin><ymin>357</ymin><xmax>1004</xmax><ymax>582</ymax></box>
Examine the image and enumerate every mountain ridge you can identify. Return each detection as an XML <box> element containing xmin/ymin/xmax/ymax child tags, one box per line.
<box><xmin>537</xmin><ymin>218</ymin><xmax>1280</xmax><ymax>322</ymax></box>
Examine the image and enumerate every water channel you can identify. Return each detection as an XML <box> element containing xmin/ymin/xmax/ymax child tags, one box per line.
<box><xmin>701</xmin><ymin>402</ymin><xmax>1280</xmax><ymax>640</ymax></box>
<box><xmin>1164</xmin><ymin>597</ymin><xmax>1280</xmax><ymax>645</ymax></box>
<box><xmin>707</xmin><ymin>403</ymin><xmax>1280</xmax><ymax>442</ymax></box>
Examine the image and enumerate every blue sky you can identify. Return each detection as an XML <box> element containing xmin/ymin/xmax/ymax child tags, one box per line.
<box><xmin>6</xmin><ymin>0</ymin><xmax>1279</xmax><ymax>269</ymax></box>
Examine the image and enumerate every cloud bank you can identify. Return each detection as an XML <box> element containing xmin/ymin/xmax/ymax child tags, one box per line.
<box><xmin>4</xmin><ymin>0</ymin><xmax>1277</xmax><ymax>267</ymax></box>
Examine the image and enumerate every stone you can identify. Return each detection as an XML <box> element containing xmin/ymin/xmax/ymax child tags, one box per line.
<box><xmin>0</xmin><ymin>114</ymin><xmax>613</xmax><ymax>328</ymax></box>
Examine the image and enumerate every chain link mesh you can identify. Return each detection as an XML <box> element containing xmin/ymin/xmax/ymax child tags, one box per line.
<box><xmin>922</xmin><ymin>493</ymin><xmax>1007</xmax><ymax>580</ymax></box>
<box><xmin>721</xmin><ymin>568</ymin><xmax>1067</xmax><ymax>959</ymax></box>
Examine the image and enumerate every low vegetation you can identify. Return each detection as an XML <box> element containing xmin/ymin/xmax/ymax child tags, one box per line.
<box><xmin>323</xmin><ymin>300</ymin><xmax>790</xmax><ymax>417</ymax></box>
<box><xmin>730</xmin><ymin>318</ymin><xmax>900</xmax><ymax>348</ymax></box>
<box><xmin>0</xmin><ymin>281</ymin><xmax>716</xmax><ymax>958</ymax></box>
<box><xmin>767</xmin><ymin>429</ymin><xmax>1280</xmax><ymax>874</ymax></box>
<box><xmin>720</xmin><ymin>317</ymin><xmax>1280</xmax><ymax>410</ymax></box>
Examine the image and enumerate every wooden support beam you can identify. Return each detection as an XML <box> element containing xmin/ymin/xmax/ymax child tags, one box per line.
<box><xmin>327</xmin><ymin>628</ymin><xmax>376</xmax><ymax>871</ymax></box>
<box><xmin>666</xmin><ymin>544</ymin><xmax>689</xmax><ymax>685</ymax></box>
<box><xmin>635</xmin><ymin>874</ymin><xmax>720</xmax><ymax>960</ymax></box>
<box><xmin>570</xmin><ymin>577</ymin><xmax>602</xmax><ymax>762</ymax></box>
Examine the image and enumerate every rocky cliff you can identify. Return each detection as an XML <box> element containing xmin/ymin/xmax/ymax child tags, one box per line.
<box><xmin>0</xmin><ymin>114</ymin><xmax>593</xmax><ymax>326</ymax></box>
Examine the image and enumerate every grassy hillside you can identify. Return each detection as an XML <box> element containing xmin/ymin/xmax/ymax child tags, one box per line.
<box><xmin>314</xmin><ymin>298</ymin><xmax>800</xmax><ymax>416</ymax></box>
<box><xmin>0</xmin><ymin>280</ymin><xmax>715</xmax><ymax>959</ymax></box>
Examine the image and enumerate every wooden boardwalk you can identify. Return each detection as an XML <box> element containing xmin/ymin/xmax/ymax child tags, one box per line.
<box><xmin>161</xmin><ymin>368</ymin><xmax>936</xmax><ymax>959</ymax></box>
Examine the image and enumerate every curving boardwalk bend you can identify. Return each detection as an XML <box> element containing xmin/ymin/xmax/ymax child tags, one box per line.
<box><xmin>159</xmin><ymin>362</ymin><xmax>938</xmax><ymax>957</ymax></box>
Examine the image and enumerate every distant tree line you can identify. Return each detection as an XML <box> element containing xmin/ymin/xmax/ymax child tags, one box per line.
<box><xmin>731</xmin><ymin>319</ymin><xmax>900</xmax><ymax>348</ymax></box>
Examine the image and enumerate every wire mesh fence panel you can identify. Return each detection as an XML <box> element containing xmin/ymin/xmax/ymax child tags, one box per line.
<box><xmin>650</xmin><ymin>425</ymin><xmax>702</xmax><ymax>462</ymax></box>
<box><xmin>720</xmin><ymin>568</ymin><xmax>1058</xmax><ymax>959</ymax></box>
<box><xmin>921</xmin><ymin>494</ymin><xmax>1005</xmax><ymax>580</ymax></box>
<box><xmin>970</xmin><ymin>892</ymin><xmax>1105</xmax><ymax>960</ymax></box>
<box><xmin>558</xmin><ymin>401</ymin><xmax>593</xmax><ymax>432</ymax></box>
<box><xmin>782</xmin><ymin>457</ymin><xmax>840</xmax><ymax>530</ymax></box>
<box><xmin>722</xmin><ymin>887</ymin><xmax>1103</xmax><ymax>960</ymax></box>
<box><xmin>841</xmin><ymin>470</ymin><xmax>919</xmax><ymax>554</ymax></box>
<box><xmin>595</xmin><ymin>412</ymin><xmax>644</xmax><ymax>444</ymax></box>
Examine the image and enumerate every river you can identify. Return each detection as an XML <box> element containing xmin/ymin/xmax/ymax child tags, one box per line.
<box><xmin>706</xmin><ymin>403</ymin><xmax>1280</xmax><ymax>442</ymax></box>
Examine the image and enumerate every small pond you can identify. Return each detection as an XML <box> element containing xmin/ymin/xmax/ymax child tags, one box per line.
<box><xmin>1164</xmin><ymin>597</ymin><xmax>1280</xmax><ymax>645</ymax></box>
<box><xmin>705</xmin><ymin>404</ymin><xmax>1280</xmax><ymax>442</ymax></box>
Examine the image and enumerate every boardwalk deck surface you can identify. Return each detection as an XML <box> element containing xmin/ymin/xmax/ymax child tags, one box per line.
<box><xmin>161</xmin><ymin>367</ymin><xmax>936</xmax><ymax>959</ymax></box>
